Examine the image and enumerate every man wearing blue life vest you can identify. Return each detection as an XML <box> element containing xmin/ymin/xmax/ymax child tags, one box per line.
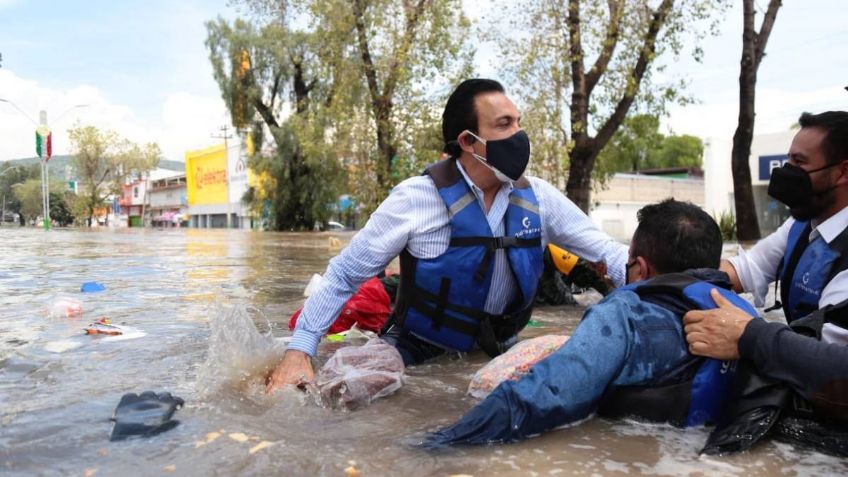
<box><xmin>426</xmin><ymin>199</ymin><xmax>758</xmax><ymax>446</ymax></box>
<box><xmin>683</xmin><ymin>111</ymin><xmax>848</xmax><ymax>456</ymax></box>
<box><xmin>266</xmin><ymin>79</ymin><xmax>628</xmax><ymax>392</ymax></box>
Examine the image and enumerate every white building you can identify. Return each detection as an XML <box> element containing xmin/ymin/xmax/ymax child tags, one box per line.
<box><xmin>703</xmin><ymin>130</ymin><xmax>794</xmax><ymax>236</ymax></box>
<box><xmin>590</xmin><ymin>172</ymin><xmax>705</xmax><ymax>241</ymax></box>
<box><xmin>185</xmin><ymin>142</ymin><xmax>254</xmax><ymax>229</ymax></box>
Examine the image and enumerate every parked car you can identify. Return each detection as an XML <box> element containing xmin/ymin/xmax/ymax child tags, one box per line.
<box><xmin>328</xmin><ymin>221</ymin><xmax>346</xmax><ymax>231</ymax></box>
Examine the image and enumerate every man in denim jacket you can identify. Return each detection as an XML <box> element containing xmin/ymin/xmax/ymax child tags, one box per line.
<box><xmin>428</xmin><ymin>199</ymin><xmax>751</xmax><ymax>445</ymax></box>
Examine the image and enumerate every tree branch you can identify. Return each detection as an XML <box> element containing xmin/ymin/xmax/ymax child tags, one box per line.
<box><xmin>594</xmin><ymin>0</ymin><xmax>674</xmax><ymax>152</ymax></box>
<box><xmin>585</xmin><ymin>0</ymin><xmax>623</xmax><ymax>97</ymax></box>
<box><xmin>383</xmin><ymin>0</ymin><xmax>429</xmax><ymax>102</ymax></box>
<box><xmin>352</xmin><ymin>0</ymin><xmax>382</xmax><ymax>113</ymax></box>
<box><xmin>567</xmin><ymin>0</ymin><xmax>588</xmax><ymax>137</ymax></box>
<box><xmin>269</xmin><ymin>70</ymin><xmax>283</xmax><ymax>112</ymax></box>
<box><xmin>753</xmin><ymin>0</ymin><xmax>781</xmax><ymax>69</ymax></box>
<box><xmin>253</xmin><ymin>97</ymin><xmax>280</xmax><ymax>129</ymax></box>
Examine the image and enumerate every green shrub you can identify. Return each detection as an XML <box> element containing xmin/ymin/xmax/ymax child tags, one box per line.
<box><xmin>716</xmin><ymin>210</ymin><xmax>736</xmax><ymax>242</ymax></box>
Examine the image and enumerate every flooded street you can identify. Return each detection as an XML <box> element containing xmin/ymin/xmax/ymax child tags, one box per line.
<box><xmin>1</xmin><ymin>227</ymin><xmax>845</xmax><ymax>476</ymax></box>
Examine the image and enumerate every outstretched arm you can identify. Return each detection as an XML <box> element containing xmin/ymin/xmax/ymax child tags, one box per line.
<box><xmin>428</xmin><ymin>297</ymin><xmax>633</xmax><ymax>445</ymax></box>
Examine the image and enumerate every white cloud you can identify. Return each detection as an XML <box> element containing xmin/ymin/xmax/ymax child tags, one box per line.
<box><xmin>0</xmin><ymin>69</ymin><xmax>230</xmax><ymax>163</ymax></box>
<box><xmin>0</xmin><ymin>0</ymin><xmax>22</xmax><ymax>9</ymax></box>
<box><xmin>160</xmin><ymin>92</ymin><xmax>231</xmax><ymax>160</ymax></box>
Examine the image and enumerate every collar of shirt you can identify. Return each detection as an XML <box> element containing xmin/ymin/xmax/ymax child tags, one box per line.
<box><xmin>810</xmin><ymin>204</ymin><xmax>848</xmax><ymax>243</ymax></box>
<box><xmin>455</xmin><ymin>159</ymin><xmax>514</xmax><ymax>204</ymax></box>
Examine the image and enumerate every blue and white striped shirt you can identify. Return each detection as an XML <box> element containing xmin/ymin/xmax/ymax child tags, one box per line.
<box><xmin>290</xmin><ymin>163</ymin><xmax>629</xmax><ymax>356</ymax></box>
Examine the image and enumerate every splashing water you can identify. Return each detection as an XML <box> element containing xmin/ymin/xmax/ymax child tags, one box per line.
<box><xmin>196</xmin><ymin>304</ymin><xmax>286</xmax><ymax>398</ymax></box>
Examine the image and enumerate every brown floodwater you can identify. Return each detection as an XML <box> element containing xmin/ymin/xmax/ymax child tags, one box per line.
<box><xmin>0</xmin><ymin>227</ymin><xmax>845</xmax><ymax>476</ymax></box>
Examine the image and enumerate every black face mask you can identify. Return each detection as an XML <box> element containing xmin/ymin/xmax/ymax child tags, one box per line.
<box><xmin>467</xmin><ymin>130</ymin><xmax>531</xmax><ymax>181</ymax></box>
<box><xmin>768</xmin><ymin>162</ymin><xmax>840</xmax><ymax>220</ymax></box>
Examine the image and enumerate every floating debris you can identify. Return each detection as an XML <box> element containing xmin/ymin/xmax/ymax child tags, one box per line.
<box><xmin>44</xmin><ymin>339</ymin><xmax>83</xmax><ymax>353</ymax></box>
<box><xmin>248</xmin><ymin>441</ymin><xmax>273</xmax><ymax>455</ymax></box>
<box><xmin>49</xmin><ymin>296</ymin><xmax>83</xmax><ymax>318</ymax></box>
<box><xmin>195</xmin><ymin>431</ymin><xmax>222</xmax><ymax>448</ymax></box>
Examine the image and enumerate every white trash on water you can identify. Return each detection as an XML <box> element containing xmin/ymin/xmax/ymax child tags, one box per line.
<box><xmin>48</xmin><ymin>296</ymin><xmax>83</xmax><ymax>318</ymax></box>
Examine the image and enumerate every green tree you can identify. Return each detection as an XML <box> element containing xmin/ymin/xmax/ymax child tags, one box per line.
<box><xmin>208</xmin><ymin>0</ymin><xmax>471</xmax><ymax>224</ymax></box>
<box><xmin>69</xmin><ymin>125</ymin><xmax>161</xmax><ymax>227</ymax></box>
<box><xmin>12</xmin><ymin>179</ymin><xmax>44</xmax><ymax>224</ymax></box>
<box><xmin>596</xmin><ymin>113</ymin><xmax>702</xmax><ymax>178</ymax></box>
<box><xmin>206</xmin><ymin>12</ymin><xmax>344</xmax><ymax>230</ymax></box>
<box><xmin>12</xmin><ymin>178</ymin><xmax>71</xmax><ymax>225</ymax></box>
<box><xmin>596</xmin><ymin>114</ymin><xmax>664</xmax><ymax>176</ymax></box>
<box><xmin>49</xmin><ymin>191</ymin><xmax>75</xmax><ymax>226</ymax></box>
<box><xmin>321</xmin><ymin>0</ymin><xmax>473</xmax><ymax>200</ymax></box>
<box><xmin>495</xmin><ymin>0</ymin><xmax>726</xmax><ymax>212</ymax></box>
<box><xmin>657</xmin><ymin>134</ymin><xmax>702</xmax><ymax>169</ymax></box>
<box><xmin>0</xmin><ymin>163</ymin><xmax>41</xmax><ymax>225</ymax></box>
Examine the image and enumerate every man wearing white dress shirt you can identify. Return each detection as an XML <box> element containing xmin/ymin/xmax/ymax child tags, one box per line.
<box><xmin>682</xmin><ymin>113</ymin><xmax>848</xmax><ymax>446</ymax></box>
<box><xmin>266</xmin><ymin>79</ymin><xmax>628</xmax><ymax>393</ymax></box>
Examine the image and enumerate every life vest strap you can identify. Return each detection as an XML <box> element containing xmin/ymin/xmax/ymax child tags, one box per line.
<box><xmin>449</xmin><ymin>236</ymin><xmax>541</xmax><ymax>280</ymax></box>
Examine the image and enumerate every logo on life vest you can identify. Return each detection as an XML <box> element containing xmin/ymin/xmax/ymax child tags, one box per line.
<box><xmin>522</xmin><ymin>216</ymin><xmax>530</xmax><ymax>228</ymax></box>
<box><xmin>803</xmin><ymin>272</ymin><xmax>810</xmax><ymax>285</ymax></box>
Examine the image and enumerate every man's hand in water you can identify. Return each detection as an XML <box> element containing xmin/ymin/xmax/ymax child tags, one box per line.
<box><xmin>266</xmin><ymin>349</ymin><xmax>315</xmax><ymax>393</ymax></box>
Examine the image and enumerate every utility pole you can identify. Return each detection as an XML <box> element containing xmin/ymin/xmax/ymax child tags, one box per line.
<box><xmin>37</xmin><ymin>110</ymin><xmax>51</xmax><ymax>231</ymax></box>
<box><xmin>211</xmin><ymin>125</ymin><xmax>233</xmax><ymax>228</ymax></box>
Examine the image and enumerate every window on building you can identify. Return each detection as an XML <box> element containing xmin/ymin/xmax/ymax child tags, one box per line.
<box><xmin>133</xmin><ymin>187</ymin><xmax>139</xmax><ymax>198</ymax></box>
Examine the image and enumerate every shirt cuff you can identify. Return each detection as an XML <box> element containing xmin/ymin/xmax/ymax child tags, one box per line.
<box><xmin>288</xmin><ymin>329</ymin><xmax>322</xmax><ymax>357</ymax></box>
<box><xmin>727</xmin><ymin>252</ymin><xmax>767</xmax><ymax>307</ymax></box>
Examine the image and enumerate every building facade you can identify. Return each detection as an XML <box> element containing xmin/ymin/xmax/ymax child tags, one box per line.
<box><xmin>704</xmin><ymin>130</ymin><xmax>794</xmax><ymax>237</ymax></box>
<box><xmin>148</xmin><ymin>174</ymin><xmax>187</xmax><ymax>227</ymax></box>
<box><xmin>185</xmin><ymin>142</ymin><xmax>254</xmax><ymax>229</ymax></box>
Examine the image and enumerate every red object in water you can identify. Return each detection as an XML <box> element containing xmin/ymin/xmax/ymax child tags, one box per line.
<box><xmin>289</xmin><ymin>277</ymin><xmax>392</xmax><ymax>335</ymax></box>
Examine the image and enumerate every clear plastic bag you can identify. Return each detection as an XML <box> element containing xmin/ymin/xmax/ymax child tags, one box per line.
<box><xmin>49</xmin><ymin>296</ymin><xmax>83</xmax><ymax>318</ymax></box>
<box><xmin>468</xmin><ymin>335</ymin><xmax>569</xmax><ymax>399</ymax></box>
<box><xmin>317</xmin><ymin>338</ymin><xmax>404</xmax><ymax>409</ymax></box>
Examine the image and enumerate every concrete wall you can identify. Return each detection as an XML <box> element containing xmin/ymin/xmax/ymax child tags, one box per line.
<box><xmin>149</xmin><ymin>186</ymin><xmax>186</xmax><ymax>209</ymax></box>
<box><xmin>589</xmin><ymin>173</ymin><xmax>705</xmax><ymax>241</ymax></box>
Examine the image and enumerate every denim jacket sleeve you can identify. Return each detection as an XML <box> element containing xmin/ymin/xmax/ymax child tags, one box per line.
<box><xmin>427</xmin><ymin>291</ymin><xmax>689</xmax><ymax>445</ymax></box>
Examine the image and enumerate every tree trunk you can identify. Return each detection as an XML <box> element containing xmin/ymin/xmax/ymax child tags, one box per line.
<box><xmin>731</xmin><ymin>0</ymin><xmax>781</xmax><ymax>242</ymax></box>
<box><xmin>731</xmin><ymin>0</ymin><xmax>761</xmax><ymax>241</ymax></box>
<box><xmin>375</xmin><ymin>101</ymin><xmax>395</xmax><ymax>193</ymax></box>
<box><xmin>565</xmin><ymin>141</ymin><xmax>597</xmax><ymax>212</ymax></box>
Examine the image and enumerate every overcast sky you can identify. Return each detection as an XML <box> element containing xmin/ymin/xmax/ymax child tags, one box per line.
<box><xmin>1</xmin><ymin>0</ymin><xmax>846</xmax><ymax>162</ymax></box>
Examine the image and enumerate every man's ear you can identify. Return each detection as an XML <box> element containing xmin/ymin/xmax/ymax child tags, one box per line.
<box><xmin>458</xmin><ymin>131</ymin><xmax>476</xmax><ymax>154</ymax></box>
<box><xmin>836</xmin><ymin>160</ymin><xmax>848</xmax><ymax>186</ymax></box>
<box><xmin>637</xmin><ymin>256</ymin><xmax>653</xmax><ymax>281</ymax></box>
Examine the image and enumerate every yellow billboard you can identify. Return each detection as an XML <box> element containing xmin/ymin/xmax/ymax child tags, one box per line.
<box><xmin>186</xmin><ymin>144</ymin><xmax>228</xmax><ymax>205</ymax></box>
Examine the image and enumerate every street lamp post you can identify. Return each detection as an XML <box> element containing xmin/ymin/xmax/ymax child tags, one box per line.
<box><xmin>0</xmin><ymin>99</ymin><xmax>88</xmax><ymax>230</ymax></box>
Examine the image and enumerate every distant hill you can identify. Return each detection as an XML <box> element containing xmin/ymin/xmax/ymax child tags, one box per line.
<box><xmin>0</xmin><ymin>155</ymin><xmax>185</xmax><ymax>180</ymax></box>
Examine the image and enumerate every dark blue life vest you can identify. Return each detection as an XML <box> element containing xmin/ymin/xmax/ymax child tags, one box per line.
<box><xmin>598</xmin><ymin>272</ymin><xmax>760</xmax><ymax>427</ymax></box>
<box><xmin>777</xmin><ymin>220</ymin><xmax>848</xmax><ymax>322</ymax></box>
<box><xmin>394</xmin><ymin>159</ymin><xmax>544</xmax><ymax>356</ymax></box>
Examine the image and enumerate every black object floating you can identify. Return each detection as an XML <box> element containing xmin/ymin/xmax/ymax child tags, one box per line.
<box><xmin>110</xmin><ymin>391</ymin><xmax>185</xmax><ymax>441</ymax></box>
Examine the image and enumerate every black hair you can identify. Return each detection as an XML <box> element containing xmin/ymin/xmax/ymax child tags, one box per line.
<box><xmin>798</xmin><ymin>111</ymin><xmax>848</xmax><ymax>165</ymax></box>
<box><xmin>631</xmin><ymin>198</ymin><xmax>722</xmax><ymax>274</ymax></box>
<box><xmin>441</xmin><ymin>78</ymin><xmax>505</xmax><ymax>157</ymax></box>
